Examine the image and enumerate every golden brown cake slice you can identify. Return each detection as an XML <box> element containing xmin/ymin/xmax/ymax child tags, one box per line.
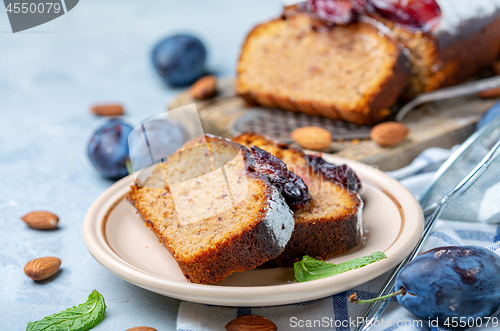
<box><xmin>236</xmin><ymin>6</ymin><xmax>410</xmax><ymax>125</ymax></box>
<box><xmin>233</xmin><ymin>133</ymin><xmax>364</xmax><ymax>266</ymax></box>
<box><xmin>128</xmin><ymin>137</ymin><xmax>295</xmax><ymax>284</ymax></box>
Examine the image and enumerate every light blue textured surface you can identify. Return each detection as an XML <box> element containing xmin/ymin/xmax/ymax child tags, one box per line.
<box><xmin>0</xmin><ymin>1</ymin><xmax>282</xmax><ymax>330</ymax></box>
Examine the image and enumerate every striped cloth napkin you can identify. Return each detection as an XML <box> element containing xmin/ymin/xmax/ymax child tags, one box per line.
<box><xmin>176</xmin><ymin>146</ymin><xmax>500</xmax><ymax>331</ymax></box>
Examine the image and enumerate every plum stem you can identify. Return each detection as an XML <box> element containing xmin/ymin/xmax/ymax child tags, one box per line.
<box><xmin>349</xmin><ymin>288</ymin><xmax>405</xmax><ymax>305</ymax></box>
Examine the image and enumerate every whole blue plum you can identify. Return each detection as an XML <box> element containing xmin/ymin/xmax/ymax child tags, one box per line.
<box><xmin>152</xmin><ymin>34</ymin><xmax>207</xmax><ymax>86</ymax></box>
<box><xmin>395</xmin><ymin>246</ymin><xmax>500</xmax><ymax>321</ymax></box>
<box><xmin>88</xmin><ymin>118</ymin><xmax>133</xmax><ymax>179</ymax></box>
<box><xmin>128</xmin><ymin>118</ymin><xmax>188</xmax><ymax>172</ymax></box>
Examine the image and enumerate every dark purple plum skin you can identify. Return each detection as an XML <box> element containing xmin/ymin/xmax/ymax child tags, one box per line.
<box><xmin>395</xmin><ymin>246</ymin><xmax>500</xmax><ymax>321</ymax></box>
<box><xmin>249</xmin><ymin>146</ymin><xmax>311</xmax><ymax>209</ymax></box>
<box><xmin>280</xmin><ymin>171</ymin><xmax>311</xmax><ymax>210</ymax></box>
<box><xmin>151</xmin><ymin>34</ymin><xmax>206</xmax><ymax>87</ymax></box>
<box><xmin>87</xmin><ymin>119</ymin><xmax>133</xmax><ymax>179</ymax></box>
<box><xmin>305</xmin><ymin>154</ymin><xmax>361</xmax><ymax>192</ymax></box>
<box><xmin>250</xmin><ymin>146</ymin><xmax>288</xmax><ymax>184</ymax></box>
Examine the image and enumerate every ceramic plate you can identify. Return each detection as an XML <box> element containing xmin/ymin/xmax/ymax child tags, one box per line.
<box><xmin>83</xmin><ymin>155</ymin><xmax>423</xmax><ymax>307</ymax></box>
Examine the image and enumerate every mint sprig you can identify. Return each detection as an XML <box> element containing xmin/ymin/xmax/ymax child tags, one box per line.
<box><xmin>294</xmin><ymin>251</ymin><xmax>386</xmax><ymax>282</ymax></box>
<box><xmin>27</xmin><ymin>290</ymin><xmax>106</xmax><ymax>331</ymax></box>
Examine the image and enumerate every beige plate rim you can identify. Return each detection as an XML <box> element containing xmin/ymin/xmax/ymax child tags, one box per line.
<box><xmin>83</xmin><ymin>155</ymin><xmax>424</xmax><ymax>307</ymax></box>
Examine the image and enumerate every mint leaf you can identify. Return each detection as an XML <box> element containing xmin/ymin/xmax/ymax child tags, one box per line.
<box><xmin>26</xmin><ymin>290</ymin><xmax>106</xmax><ymax>331</ymax></box>
<box><xmin>294</xmin><ymin>252</ymin><xmax>386</xmax><ymax>282</ymax></box>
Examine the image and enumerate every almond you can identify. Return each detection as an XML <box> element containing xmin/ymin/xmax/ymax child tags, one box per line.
<box><xmin>126</xmin><ymin>327</ymin><xmax>157</xmax><ymax>331</ymax></box>
<box><xmin>190</xmin><ymin>75</ymin><xmax>217</xmax><ymax>99</ymax></box>
<box><xmin>21</xmin><ymin>211</ymin><xmax>59</xmax><ymax>230</ymax></box>
<box><xmin>91</xmin><ymin>104</ymin><xmax>124</xmax><ymax>116</ymax></box>
<box><xmin>291</xmin><ymin>126</ymin><xmax>332</xmax><ymax>150</ymax></box>
<box><xmin>370</xmin><ymin>122</ymin><xmax>409</xmax><ymax>147</ymax></box>
<box><xmin>24</xmin><ymin>257</ymin><xmax>61</xmax><ymax>281</ymax></box>
<box><xmin>478</xmin><ymin>87</ymin><xmax>500</xmax><ymax>99</ymax></box>
<box><xmin>225</xmin><ymin>315</ymin><xmax>277</xmax><ymax>331</ymax></box>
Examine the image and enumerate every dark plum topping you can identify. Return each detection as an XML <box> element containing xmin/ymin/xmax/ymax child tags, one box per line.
<box><xmin>280</xmin><ymin>172</ymin><xmax>312</xmax><ymax>210</ymax></box>
<box><xmin>250</xmin><ymin>146</ymin><xmax>288</xmax><ymax>184</ymax></box>
<box><xmin>249</xmin><ymin>146</ymin><xmax>311</xmax><ymax>210</ymax></box>
<box><xmin>305</xmin><ymin>154</ymin><xmax>361</xmax><ymax>192</ymax></box>
<box><xmin>307</xmin><ymin>0</ymin><xmax>367</xmax><ymax>25</ymax></box>
<box><xmin>306</xmin><ymin>0</ymin><xmax>441</xmax><ymax>31</ymax></box>
<box><xmin>336</xmin><ymin>164</ymin><xmax>362</xmax><ymax>192</ymax></box>
<box><xmin>369</xmin><ymin>0</ymin><xmax>441</xmax><ymax>30</ymax></box>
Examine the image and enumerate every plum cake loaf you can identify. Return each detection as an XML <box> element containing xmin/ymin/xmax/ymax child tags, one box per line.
<box><xmin>128</xmin><ymin>137</ymin><xmax>297</xmax><ymax>284</ymax></box>
<box><xmin>236</xmin><ymin>4</ymin><xmax>410</xmax><ymax>126</ymax></box>
<box><xmin>233</xmin><ymin>133</ymin><xmax>364</xmax><ymax>266</ymax></box>
<box><xmin>237</xmin><ymin>0</ymin><xmax>500</xmax><ymax>123</ymax></box>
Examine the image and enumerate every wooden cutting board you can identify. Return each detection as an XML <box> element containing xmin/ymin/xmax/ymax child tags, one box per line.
<box><xmin>169</xmin><ymin>78</ymin><xmax>497</xmax><ymax>171</ymax></box>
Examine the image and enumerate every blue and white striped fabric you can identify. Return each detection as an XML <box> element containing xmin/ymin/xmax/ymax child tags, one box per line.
<box><xmin>176</xmin><ymin>147</ymin><xmax>500</xmax><ymax>331</ymax></box>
